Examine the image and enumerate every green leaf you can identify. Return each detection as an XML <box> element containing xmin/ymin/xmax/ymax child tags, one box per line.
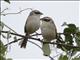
<box><xmin>64</xmin><ymin>28</ymin><xmax>71</xmax><ymax>35</ymax></box>
<box><xmin>4</xmin><ymin>0</ymin><xmax>10</xmax><ymax>4</ymax></box>
<box><xmin>75</xmin><ymin>36</ymin><xmax>80</xmax><ymax>46</ymax></box>
<box><xmin>65</xmin><ymin>35</ymin><xmax>73</xmax><ymax>46</ymax></box>
<box><xmin>59</xmin><ymin>55</ymin><xmax>68</xmax><ymax>60</ymax></box>
<box><xmin>68</xmin><ymin>24</ymin><xmax>76</xmax><ymax>29</ymax></box>
<box><xmin>75</xmin><ymin>32</ymin><xmax>80</xmax><ymax>46</ymax></box>
<box><xmin>0</xmin><ymin>40</ymin><xmax>7</xmax><ymax>55</ymax></box>
<box><xmin>76</xmin><ymin>32</ymin><xmax>80</xmax><ymax>38</ymax></box>
<box><xmin>67</xmin><ymin>24</ymin><xmax>77</xmax><ymax>34</ymax></box>
<box><xmin>70</xmin><ymin>49</ymin><xmax>77</xmax><ymax>57</ymax></box>
<box><xmin>0</xmin><ymin>55</ymin><xmax>6</xmax><ymax>60</ymax></box>
<box><xmin>72</xmin><ymin>57</ymin><xmax>80</xmax><ymax>60</ymax></box>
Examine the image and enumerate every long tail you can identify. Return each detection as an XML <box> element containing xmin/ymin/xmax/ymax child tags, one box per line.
<box><xmin>20</xmin><ymin>34</ymin><xmax>28</xmax><ymax>48</ymax></box>
<box><xmin>42</xmin><ymin>42</ymin><xmax>51</xmax><ymax>56</ymax></box>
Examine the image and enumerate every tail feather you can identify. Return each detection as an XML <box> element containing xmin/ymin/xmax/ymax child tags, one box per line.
<box><xmin>20</xmin><ymin>34</ymin><xmax>28</xmax><ymax>48</ymax></box>
<box><xmin>42</xmin><ymin>43</ymin><xmax>51</xmax><ymax>56</ymax></box>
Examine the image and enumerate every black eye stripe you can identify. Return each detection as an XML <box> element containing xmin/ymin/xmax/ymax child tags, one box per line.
<box><xmin>34</xmin><ymin>11</ymin><xmax>41</xmax><ymax>14</ymax></box>
<box><xmin>43</xmin><ymin>19</ymin><xmax>50</xmax><ymax>22</ymax></box>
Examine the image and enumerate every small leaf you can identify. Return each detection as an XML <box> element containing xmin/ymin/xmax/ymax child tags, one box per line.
<box><xmin>76</xmin><ymin>32</ymin><xmax>80</xmax><ymax>37</ymax></box>
<box><xmin>65</xmin><ymin>35</ymin><xmax>73</xmax><ymax>44</ymax></box>
<box><xmin>69</xmin><ymin>49</ymin><xmax>77</xmax><ymax>57</ymax></box>
<box><xmin>75</xmin><ymin>31</ymin><xmax>80</xmax><ymax>46</ymax></box>
<box><xmin>64</xmin><ymin>28</ymin><xmax>71</xmax><ymax>35</ymax></box>
<box><xmin>68</xmin><ymin>24</ymin><xmax>76</xmax><ymax>29</ymax></box>
<box><xmin>67</xmin><ymin>24</ymin><xmax>77</xmax><ymax>34</ymax></box>
<box><xmin>0</xmin><ymin>55</ymin><xmax>6</xmax><ymax>60</ymax></box>
<box><xmin>72</xmin><ymin>57</ymin><xmax>80</xmax><ymax>60</ymax></box>
<box><xmin>0</xmin><ymin>40</ymin><xmax>7</xmax><ymax>55</ymax></box>
<box><xmin>59</xmin><ymin>55</ymin><xmax>68</xmax><ymax>60</ymax></box>
<box><xmin>75</xmin><ymin>36</ymin><xmax>80</xmax><ymax>46</ymax></box>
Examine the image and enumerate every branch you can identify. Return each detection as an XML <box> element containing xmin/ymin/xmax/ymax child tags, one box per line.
<box><xmin>1</xmin><ymin>31</ymin><xmax>24</xmax><ymax>37</ymax></box>
<box><xmin>5</xmin><ymin>37</ymin><xmax>42</xmax><ymax>50</ymax></box>
<box><xmin>5</xmin><ymin>38</ymin><xmax>23</xmax><ymax>46</ymax></box>
<box><xmin>1</xmin><ymin>8</ymin><xmax>8</xmax><ymax>13</ymax></box>
<box><xmin>1</xmin><ymin>31</ymin><xmax>80</xmax><ymax>49</ymax></box>
<box><xmin>1</xmin><ymin>21</ymin><xmax>17</xmax><ymax>33</ymax></box>
<box><xmin>1</xmin><ymin>8</ymin><xmax>33</xmax><ymax>16</ymax></box>
<box><xmin>28</xmin><ymin>40</ymin><xmax>42</xmax><ymax>50</ymax></box>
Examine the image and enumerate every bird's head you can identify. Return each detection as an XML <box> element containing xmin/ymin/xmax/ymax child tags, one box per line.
<box><xmin>40</xmin><ymin>17</ymin><xmax>52</xmax><ymax>22</ymax></box>
<box><xmin>30</xmin><ymin>10</ymin><xmax>43</xmax><ymax>16</ymax></box>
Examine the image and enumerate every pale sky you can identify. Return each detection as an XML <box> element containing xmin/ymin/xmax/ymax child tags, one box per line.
<box><xmin>1</xmin><ymin>1</ymin><xmax>80</xmax><ymax>60</ymax></box>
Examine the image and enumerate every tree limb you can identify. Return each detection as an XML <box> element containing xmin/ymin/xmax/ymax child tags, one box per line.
<box><xmin>1</xmin><ymin>31</ymin><xmax>80</xmax><ymax>49</ymax></box>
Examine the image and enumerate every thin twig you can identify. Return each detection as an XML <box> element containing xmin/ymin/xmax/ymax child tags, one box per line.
<box><xmin>1</xmin><ymin>21</ymin><xmax>17</xmax><ymax>33</ymax></box>
<box><xmin>5</xmin><ymin>37</ymin><xmax>42</xmax><ymax>53</ymax></box>
<box><xmin>28</xmin><ymin>40</ymin><xmax>42</xmax><ymax>50</ymax></box>
<box><xmin>1</xmin><ymin>31</ymin><xmax>24</xmax><ymax>37</ymax></box>
<box><xmin>49</xmin><ymin>56</ymin><xmax>54</xmax><ymax>60</ymax></box>
<box><xmin>5</xmin><ymin>38</ymin><xmax>23</xmax><ymax>46</ymax></box>
<box><xmin>1</xmin><ymin>8</ymin><xmax>33</xmax><ymax>16</ymax></box>
<box><xmin>1</xmin><ymin>8</ymin><xmax>8</xmax><ymax>13</ymax></box>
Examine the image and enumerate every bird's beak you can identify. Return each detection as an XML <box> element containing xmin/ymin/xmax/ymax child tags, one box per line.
<box><xmin>40</xmin><ymin>12</ymin><xmax>43</xmax><ymax>15</ymax></box>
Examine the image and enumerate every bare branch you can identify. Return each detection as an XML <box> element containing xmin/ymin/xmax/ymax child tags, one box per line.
<box><xmin>1</xmin><ymin>8</ymin><xmax>8</xmax><ymax>13</ymax></box>
<box><xmin>1</xmin><ymin>8</ymin><xmax>33</xmax><ymax>16</ymax></box>
<box><xmin>49</xmin><ymin>56</ymin><xmax>54</xmax><ymax>60</ymax></box>
<box><xmin>1</xmin><ymin>21</ymin><xmax>17</xmax><ymax>33</ymax></box>
<box><xmin>28</xmin><ymin>40</ymin><xmax>42</xmax><ymax>50</ymax></box>
<box><xmin>5</xmin><ymin>38</ymin><xmax>23</xmax><ymax>46</ymax></box>
<box><xmin>1</xmin><ymin>31</ymin><xmax>80</xmax><ymax>49</ymax></box>
<box><xmin>1</xmin><ymin>31</ymin><xmax>24</xmax><ymax>37</ymax></box>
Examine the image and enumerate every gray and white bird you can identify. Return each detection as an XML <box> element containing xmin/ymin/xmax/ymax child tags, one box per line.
<box><xmin>21</xmin><ymin>10</ymin><xmax>43</xmax><ymax>48</ymax></box>
<box><xmin>40</xmin><ymin>17</ymin><xmax>57</xmax><ymax>56</ymax></box>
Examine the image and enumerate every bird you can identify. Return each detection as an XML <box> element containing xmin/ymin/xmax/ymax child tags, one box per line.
<box><xmin>40</xmin><ymin>17</ymin><xmax>57</xmax><ymax>56</ymax></box>
<box><xmin>20</xmin><ymin>10</ymin><xmax>43</xmax><ymax>48</ymax></box>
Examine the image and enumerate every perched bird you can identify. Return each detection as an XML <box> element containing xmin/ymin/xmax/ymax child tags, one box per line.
<box><xmin>21</xmin><ymin>10</ymin><xmax>43</xmax><ymax>48</ymax></box>
<box><xmin>40</xmin><ymin>17</ymin><xmax>57</xmax><ymax>56</ymax></box>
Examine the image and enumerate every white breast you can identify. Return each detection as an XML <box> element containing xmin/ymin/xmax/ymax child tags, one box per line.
<box><xmin>25</xmin><ymin>15</ymin><xmax>40</xmax><ymax>34</ymax></box>
<box><xmin>41</xmin><ymin>21</ymin><xmax>56</xmax><ymax>41</ymax></box>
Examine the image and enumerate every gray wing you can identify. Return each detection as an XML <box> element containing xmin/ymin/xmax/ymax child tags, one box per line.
<box><xmin>51</xmin><ymin>20</ymin><xmax>57</xmax><ymax>38</ymax></box>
